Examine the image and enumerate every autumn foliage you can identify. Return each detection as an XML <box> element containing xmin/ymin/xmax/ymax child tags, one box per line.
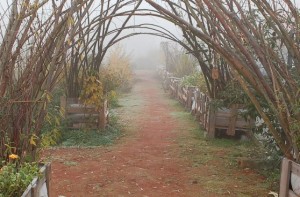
<box><xmin>80</xmin><ymin>46</ymin><xmax>133</xmax><ymax>108</ymax></box>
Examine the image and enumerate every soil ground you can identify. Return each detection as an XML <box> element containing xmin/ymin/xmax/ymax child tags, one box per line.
<box><xmin>43</xmin><ymin>70</ymin><xmax>272</xmax><ymax>197</ymax></box>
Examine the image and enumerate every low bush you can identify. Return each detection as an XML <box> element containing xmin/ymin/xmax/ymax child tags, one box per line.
<box><xmin>0</xmin><ymin>162</ymin><xmax>39</xmax><ymax>197</ymax></box>
<box><xmin>180</xmin><ymin>72</ymin><xmax>208</xmax><ymax>93</ymax></box>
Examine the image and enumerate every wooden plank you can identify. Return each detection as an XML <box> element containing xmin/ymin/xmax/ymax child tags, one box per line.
<box><xmin>291</xmin><ymin>162</ymin><xmax>300</xmax><ymax>177</ymax></box>
<box><xmin>214</xmin><ymin>117</ymin><xmax>230</xmax><ymax>127</ymax></box>
<box><xmin>227</xmin><ymin>105</ymin><xmax>238</xmax><ymax>136</ymax></box>
<box><xmin>21</xmin><ymin>187</ymin><xmax>32</xmax><ymax>197</ymax></box>
<box><xmin>207</xmin><ymin>107</ymin><xmax>216</xmax><ymax>138</ymax></box>
<box><xmin>66</xmin><ymin>107</ymin><xmax>99</xmax><ymax>114</ymax></box>
<box><xmin>288</xmin><ymin>190</ymin><xmax>299</xmax><ymax>197</ymax></box>
<box><xmin>67</xmin><ymin>114</ymin><xmax>99</xmax><ymax>120</ymax></box>
<box><xmin>46</xmin><ymin>163</ymin><xmax>51</xmax><ymax>197</ymax></box>
<box><xmin>187</xmin><ymin>87</ymin><xmax>194</xmax><ymax>110</ymax></box>
<box><xmin>21</xmin><ymin>178</ymin><xmax>38</xmax><ymax>197</ymax></box>
<box><xmin>31</xmin><ymin>178</ymin><xmax>38</xmax><ymax>197</ymax></box>
<box><xmin>71</xmin><ymin>122</ymin><xmax>98</xmax><ymax>129</ymax></box>
<box><xmin>99</xmin><ymin>100</ymin><xmax>108</xmax><ymax>129</ymax></box>
<box><xmin>280</xmin><ymin>158</ymin><xmax>292</xmax><ymax>197</ymax></box>
<box><xmin>66</xmin><ymin>97</ymin><xmax>80</xmax><ymax>104</ymax></box>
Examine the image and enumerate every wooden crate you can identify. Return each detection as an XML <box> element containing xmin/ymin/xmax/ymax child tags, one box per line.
<box><xmin>206</xmin><ymin>105</ymin><xmax>254</xmax><ymax>138</ymax></box>
<box><xmin>61</xmin><ymin>97</ymin><xmax>108</xmax><ymax>129</ymax></box>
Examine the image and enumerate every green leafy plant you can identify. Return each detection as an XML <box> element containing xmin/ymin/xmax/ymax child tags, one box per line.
<box><xmin>0</xmin><ymin>162</ymin><xmax>39</xmax><ymax>197</ymax></box>
<box><xmin>174</xmin><ymin>53</ymin><xmax>197</xmax><ymax>77</ymax></box>
<box><xmin>181</xmin><ymin>72</ymin><xmax>208</xmax><ymax>93</ymax></box>
<box><xmin>40</xmin><ymin>88</ymin><xmax>65</xmax><ymax>148</ymax></box>
<box><xmin>107</xmin><ymin>91</ymin><xmax>122</xmax><ymax>108</ymax></box>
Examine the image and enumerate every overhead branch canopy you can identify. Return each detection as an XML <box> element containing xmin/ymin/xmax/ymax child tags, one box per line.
<box><xmin>145</xmin><ymin>0</ymin><xmax>300</xmax><ymax>160</ymax></box>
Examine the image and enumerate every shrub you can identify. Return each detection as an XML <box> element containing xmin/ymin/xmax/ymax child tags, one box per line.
<box><xmin>80</xmin><ymin>46</ymin><xmax>133</xmax><ymax>108</ymax></box>
<box><xmin>181</xmin><ymin>72</ymin><xmax>208</xmax><ymax>93</ymax></box>
<box><xmin>0</xmin><ymin>162</ymin><xmax>39</xmax><ymax>197</ymax></box>
<box><xmin>174</xmin><ymin>53</ymin><xmax>197</xmax><ymax>78</ymax></box>
<box><xmin>80</xmin><ymin>74</ymin><xmax>104</xmax><ymax>109</ymax></box>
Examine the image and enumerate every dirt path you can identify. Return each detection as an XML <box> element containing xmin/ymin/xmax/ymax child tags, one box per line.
<box><xmin>44</xmin><ymin>70</ymin><xmax>269</xmax><ymax>197</ymax></box>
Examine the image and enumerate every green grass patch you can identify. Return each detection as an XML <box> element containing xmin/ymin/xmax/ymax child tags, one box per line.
<box><xmin>169</xmin><ymin>98</ymin><xmax>279</xmax><ymax>193</ymax></box>
<box><xmin>60</xmin><ymin>127</ymin><xmax>120</xmax><ymax>147</ymax></box>
<box><xmin>63</xmin><ymin>161</ymin><xmax>78</xmax><ymax>166</ymax></box>
<box><xmin>59</xmin><ymin>115</ymin><xmax>122</xmax><ymax>147</ymax></box>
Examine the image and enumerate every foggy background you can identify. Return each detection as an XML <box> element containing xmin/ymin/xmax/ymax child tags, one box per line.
<box><xmin>117</xmin><ymin>1</ymin><xmax>183</xmax><ymax>70</ymax></box>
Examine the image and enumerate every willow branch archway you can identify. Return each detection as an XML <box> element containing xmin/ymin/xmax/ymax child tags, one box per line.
<box><xmin>0</xmin><ymin>0</ymin><xmax>299</xmax><ymax>162</ymax></box>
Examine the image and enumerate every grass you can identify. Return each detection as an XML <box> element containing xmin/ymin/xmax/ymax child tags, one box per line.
<box><xmin>168</xmin><ymin>98</ymin><xmax>281</xmax><ymax>194</ymax></box>
<box><xmin>63</xmin><ymin>161</ymin><xmax>78</xmax><ymax>166</ymax></box>
<box><xmin>59</xmin><ymin>115</ymin><xmax>122</xmax><ymax>147</ymax></box>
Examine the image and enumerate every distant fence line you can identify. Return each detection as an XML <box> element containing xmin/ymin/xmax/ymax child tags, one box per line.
<box><xmin>158</xmin><ymin>69</ymin><xmax>254</xmax><ymax>138</ymax></box>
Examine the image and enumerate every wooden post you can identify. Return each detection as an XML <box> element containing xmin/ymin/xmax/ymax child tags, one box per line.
<box><xmin>46</xmin><ymin>163</ymin><xmax>51</xmax><ymax>197</ymax></box>
<box><xmin>99</xmin><ymin>100</ymin><xmax>108</xmax><ymax>129</ymax></box>
<box><xmin>207</xmin><ymin>106</ymin><xmax>216</xmax><ymax>138</ymax></box>
<box><xmin>279</xmin><ymin>158</ymin><xmax>291</xmax><ymax>197</ymax></box>
<box><xmin>187</xmin><ymin>87</ymin><xmax>194</xmax><ymax>110</ymax></box>
<box><xmin>227</xmin><ymin>104</ymin><xmax>238</xmax><ymax>136</ymax></box>
<box><xmin>31</xmin><ymin>178</ymin><xmax>38</xmax><ymax>197</ymax></box>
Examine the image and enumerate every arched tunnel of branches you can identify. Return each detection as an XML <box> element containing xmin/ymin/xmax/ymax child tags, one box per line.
<box><xmin>0</xmin><ymin>0</ymin><xmax>300</xmax><ymax>167</ymax></box>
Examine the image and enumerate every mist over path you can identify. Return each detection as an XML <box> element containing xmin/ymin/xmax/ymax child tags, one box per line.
<box><xmin>45</xmin><ymin>70</ymin><xmax>268</xmax><ymax>197</ymax></box>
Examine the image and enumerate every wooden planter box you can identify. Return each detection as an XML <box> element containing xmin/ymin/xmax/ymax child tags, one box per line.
<box><xmin>280</xmin><ymin>158</ymin><xmax>300</xmax><ymax>197</ymax></box>
<box><xmin>21</xmin><ymin>163</ymin><xmax>51</xmax><ymax>197</ymax></box>
<box><xmin>60</xmin><ymin>97</ymin><xmax>109</xmax><ymax>129</ymax></box>
<box><xmin>205</xmin><ymin>105</ymin><xmax>254</xmax><ymax>138</ymax></box>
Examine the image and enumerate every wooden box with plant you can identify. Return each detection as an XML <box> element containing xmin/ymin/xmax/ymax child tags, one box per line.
<box><xmin>62</xmin><ymin>45</ymin><xmax>133</xmax><ymax>130</ymax></box>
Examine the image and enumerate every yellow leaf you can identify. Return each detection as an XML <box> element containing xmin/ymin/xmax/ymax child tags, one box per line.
<box><xmin>9</xmin><ymin>154</ymin><xmax>19</xmax><ymax>160</ymax></box>
<box><xmin>67</xmin><ymin>16</ymin><xmax>75</xmax><ymax>27</ymax></box>
<box><xmin>30</xmin><ymin>136</ymin><xmax>37</xmax><ymax>146</ymax></box>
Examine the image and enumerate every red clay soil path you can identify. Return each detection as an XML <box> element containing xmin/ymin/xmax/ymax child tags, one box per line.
<box><xmin>44</xmin><ymin>70</ymin><xmax>270</xmax><ymax>197</ymax></box>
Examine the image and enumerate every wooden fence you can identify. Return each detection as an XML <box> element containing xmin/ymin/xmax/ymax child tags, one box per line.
<box><xmin>280</xmin><ymin>158</ymin><xmax>300</xmax><ymax>197</ymax></box>
<box><xmin>21</xmin><ymin>163</ymin><xmax>51</xmax><ymax>197</ymax></box>
<box><xmin>159</xmin><ymin>69</ymin><xmax>254</xmax><ymax>138</ymax></box>
<box><xmin>60</xmin><ymin>97</ymin><xmax>109</xmax><ymax>129</ymax></box>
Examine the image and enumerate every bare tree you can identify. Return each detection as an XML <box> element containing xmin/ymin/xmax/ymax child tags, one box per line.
<box><xmin>65</xmin><ymin>0</ymin><xmax>143</xmax><ymax>98</ymax></box>
<box><xmin>0</xmin><ymin>0</ymin><xmax>93</xmax><ymax>162</ymax></box>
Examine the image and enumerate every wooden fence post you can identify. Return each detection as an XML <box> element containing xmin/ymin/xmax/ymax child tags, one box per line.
<box><xmin>280</xmin><ymin>158</ymin><xmax>291</xmax><ymax>197</ymax></box>
<box><xmin>227</xmin><ymin>104</ymin><xmax>238</xmax><ymax>136</ymax></box>
<box><xmin>99</xmin><ymin>100</ymin><xmax>108</xmax><ymax>129</ymax></box>
<box><xmin>207</xmin><ymin>106</ymin><xmax>216</xmax><ymax>138</ymax></box>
